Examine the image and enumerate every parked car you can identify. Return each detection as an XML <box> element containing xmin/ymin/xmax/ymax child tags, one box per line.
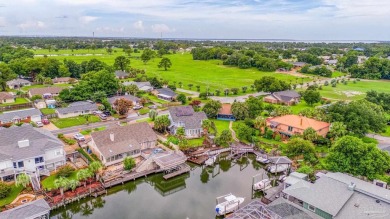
<box><xmin>35</xmin><ymin>121</ymin><xmax>43</xmax><ymax>127</ymax></box>
<box><xmin>73</xmin><ymin>133</ymin><xmax>85</xmax><ymax>141</ymax></box>
<box><xmin>103</xmin><ymin>111</ymin><xmax>111</xmax><ymax>116</ymax></box>
<box><xmin>148</xmin><ymin>105</ymin><xmax>157</xmax><ymax>109</ymax></box>
<box><xmin>42</xmin><ymin>119</ymin><xmax>50</xmax><ymax>125</ymax></box>
<box><xmin>133</xmin><ymin>105</ymin><xmax>143</xmax><ymax>110</ymax></box>
<box><xmin>153</xmin><ymin>148</ymin><xmax>164</xmax><ymax>154</ymax></box>
<box><xmin>99</xmin><ymin>114</ymin><xmax>107</xmax><ymax>120</ymax></box>
<box><xmin>93</xmin><ymin>110</ymin><xmax>103</xmax><ymax>115</ymax></box>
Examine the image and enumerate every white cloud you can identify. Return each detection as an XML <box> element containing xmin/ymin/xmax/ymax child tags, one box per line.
<box><xmin>95</xmin><ymin>26</ymin><xmax>125</xmax><ymax>33</ymax></box>
<box><xmin>133</xmin><ymin>20</ymin><xmax>145</xmax><ymax>32</ymax></box>
<box><xmin>17</xmin><ymin>21</ymin><xmax>45</xmax><ymax>30</ymax></box>
<box><xmin>79</xmin><ymin>16</ymin><xmax>98</xmax><ymax>24</ymax></box>
<box><xmin>0</xmin><ymin>17</ymin><xmax>6</xmax><ymax>26</ymax></box>
<box><xmin>151</xmin><ymin>24</ymin><xmax>175</xmax><ymax>33</ymax></box>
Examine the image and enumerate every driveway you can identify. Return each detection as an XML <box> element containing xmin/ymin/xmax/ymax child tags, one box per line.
<box><xmin>366</xmin><ymin>133</ymin><xmax>390</xmax><ymax>153</ymax></box>
<box><xmin>210</xmin><ymin>92</ymin><xmax>270</xmax><ymax>103</ymax></box>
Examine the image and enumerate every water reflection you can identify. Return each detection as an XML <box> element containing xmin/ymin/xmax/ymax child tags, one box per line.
<box><xmin>149</xmin><ymin>173</ymin><xmax>189</xmax><ymax>196</ymax></box>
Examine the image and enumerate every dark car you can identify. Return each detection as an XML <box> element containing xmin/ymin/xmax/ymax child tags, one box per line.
<box><xmin>103</xmin><ymin>111</ymin><xmax>111</xmax><ymax>116</ymax></box>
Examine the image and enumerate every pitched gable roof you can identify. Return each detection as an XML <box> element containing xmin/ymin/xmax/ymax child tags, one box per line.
<box><xmin>115</xmin><ymin>70</ymin><xmax>128</xmax><ymax>77</ymax></box>
<box><xmin>29</xmin><ymin>87</ymin><xmax>64</xmax><ymax>96</ymax></box>
<box><xmin>53</xmin><ymin>77</ymin><xmax>71</xmax><ymax>83</ymax></box>
<box><xmin>268</xmin><ymin>115</ymin><xmax>330</xmax><ymax>131</ymax></box>
<box><xmin>156</xmin><ymin>88</ymin><xmax>177</xmax><ymax>97</ymax></box>
<box><xmin>6</xmin><ymin>78</ymin><xmax>31</xmax><ymax>86</ymax></box>
<box><xmin>0</xmin><ymin>92</ymin><xmax>13</xmax><ymax>100</ymax></box>
<box><xmin>108</xmin><ymin>95</ymin><xmax>139</xmax><ymax>105</ymax></box>
<box><xmin>218</xmin><ymin>103</ymin><xmax>233</xmax><ymax>115</ymax></box>
<box><xmin>91</xmin><ymin>122</ymin><xmax>157</xmax><ymax>158</ymax></box>
<box><xmin>168</xmin><ymin>106</ymin><xmax>207</xmax><ymax>129</ymax></box>
<box><xmin>272</xmin><ymin>90</ymin><xmax>301</xmax><ymax>102</ymax></box>
<box><xmin>0</xmin><ymin>108</ymin><xmax>41</xmax><ymax>123</ymax></box>
<box><xmin>0</xmin><ymin>199</ymin><xmax>51</xmax><ymax>219</ymax></box>
<box><xmin>56</xmin><ymin>101</ymin><xmax>98</xmax><ymax>114</ymax></box>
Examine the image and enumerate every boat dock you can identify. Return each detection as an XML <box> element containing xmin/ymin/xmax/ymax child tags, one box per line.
<box><xmin>261</xmin><ymin>183</ymin><xmax>285</xmax><ymax>204</ymax></box>
<box><xmin>163</xmin><ymin>163</ymin><xmax>191</xmax><ymax>180</ymax></box>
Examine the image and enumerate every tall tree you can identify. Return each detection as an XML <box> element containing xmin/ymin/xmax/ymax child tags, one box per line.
<box><xmin>231</xmin><ymin>102</ymin><xmax>249</xmax><ymax>120</ymax></box>
<box><xmin>154</xmin><ymin>115</ymin><xmax>171</xmax><ymax>133</ymax></box>
<box><xmin>302</xmin><ymin>89</ymin><xmax>321</xmax><ymax>106</ymax></box>
<box><xmin>202</xmin><ymin>100</ymin><xmax>222</xmax><ymax>118</ymax></box>
<box><xmin>0</xmin><ymin>63</ymin><xmax>16</xmax><ymax>91</ymax></box>
<box><xmin>114</xmin><ymin>56</ymin><xmax>130</xmax><ymax>71</ymax></box>
<box><xmin>158</xmin><ymin>57</ymin><xmax>172</xmax><ymax>71</ymax></box>
<box><xmin>114</xmin><ymin>98</ymin><xmax>133</xmax><ymax>116</ymax></box>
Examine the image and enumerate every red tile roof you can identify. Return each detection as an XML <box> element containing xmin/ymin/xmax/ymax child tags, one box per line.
<box><xmin>268</xmin><ymin>115</ymin><xmax>330</xmax><ymax>131</ymax></box>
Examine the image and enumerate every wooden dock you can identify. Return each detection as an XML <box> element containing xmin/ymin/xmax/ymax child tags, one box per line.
<box><xmin>261</xmin><ymin>183</ymin><xmax>284</xmax><ymax>204</ymax></box>
<box><xmin>103</xmin><ymin>169</ymin><xmax>161</xmax><ymax>188</ymax></box>
<box><xmin>163</xmin><ymin>163</ymin><xmax>191</xmax><ymax>180</ymax></box>
<box><xmin>187</xmin><ymin>155</ymin><xmax>209</xmax><ymax>165</ymax></box>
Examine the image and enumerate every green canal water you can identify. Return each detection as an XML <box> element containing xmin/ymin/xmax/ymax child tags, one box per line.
<box><xmin>51</xmin><ymin>155</ymin><xmax>267</xmax><ymax>219</ymax></box>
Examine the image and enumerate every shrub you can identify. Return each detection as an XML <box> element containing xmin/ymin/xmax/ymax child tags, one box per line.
<box><xmin>274</xmin><ymin>134</ymin><xmax>281</xmax><ymax>142</ymax></box>
<box><xmin>77</xmin><ymin>148</ymin><xmax>94</xmax><ymax>163</ymax></box>
<box><xmin>123</xmin><ymin>157</ymin><xmax>136</xmax><ymax>171</ymax></box>
<box><xmin>56</xmin><ymin>165</ymin><xmax>75</xmax><ymax>178</ymax></box>
<box><xmin>57</xmin><ymin>134</ymin><xmax>77</xmax><ymax>145</ymax></box>
<box><xmin>0</xmin><ymin>182</ymin><xmax>11</xmax><ymax>198</ymax></box>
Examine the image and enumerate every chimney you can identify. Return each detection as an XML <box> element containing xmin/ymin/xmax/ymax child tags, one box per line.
<box><xmin>18</xmin><ymin>139</ymin><xmax>30</xmax><ymax>148</ymax></box>
<box><xmin>300</xmin><ymin>117</ymin><xmax>303</xmax><ymax>126</ymax></box>
<box><xmin>109</xmin><ymin>133</ymin><xmax>115</xmax><ymax>142</ymax></box>
<box><xmin>348</xmin><ymin>182</ymin><xmax>356</xmax><ymax>191</ymax></box>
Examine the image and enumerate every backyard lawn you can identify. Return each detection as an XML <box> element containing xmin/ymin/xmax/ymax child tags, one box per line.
<box><xmin>80</xmin><ymin>126</ymin><xmax>107</xmax><ymax>135</ymax></box>
<box><xmin>0</xmin><ymin>184</ymin><xmax>24</xmax><ymax>207</ymax></box>
<box><xmin>50</xmin><ymin>115</ymin><xmax>100</xmax><ymax>129</ymax></box>
<box><xmin>41</xmin><ymin>170</ymin><xmax>80</xmax><ymax>190</ymax></box>
<box><xmin>40</xmin><ymin>108</ymin><xmax>56</xmax><ymax>115</ymax></box>
<box><xmin>210</xmin><ymin>119</ymin><xmax>230</xmax><ymax>136</ymax></box>
<box><xmin>0</xmin><ymin>98</ymin><xmax>29</xmax><ymax>106</ymax></box>
<box><xmin>142</xmin><ymin>93</ymin><xmax>169</xmax><ymax>104</ymax></box>
<box><xmin>20</xmin><ymin>83</ymin><xmax>72</xmax><ymax>91</ymax></box>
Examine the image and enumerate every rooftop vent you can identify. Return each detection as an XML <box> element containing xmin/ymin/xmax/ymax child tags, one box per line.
<box><xmin>18</xmin><ymin>139</ymin><xmax>30</xmax><ymax>148</ymax></box>
<box><xmin>348</xmin><ymin>182</ymin><xmax>356</xmax><ymax>191</ymax></box>
<box><xmin>110</xmin><ymin>133</ymin><xmax>115</xmax><ymax>142</ymax></box>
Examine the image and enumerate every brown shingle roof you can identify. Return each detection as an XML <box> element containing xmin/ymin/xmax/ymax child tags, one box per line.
<box><xmin>53</xmin><ymin>77</ymin><xmax>71</xmax><ymax>83</ymax></box>
<box><xmin>29</xmin><ymin>87</ymin><xmax>64</xmax><ymax>96</ymax></box>
<box><xmin>0</xmin><ymin>92</ymin><xmax>13</xmax><ymax>100</ymax></box>
<box><xmin>268</xmin><ymin>115</ymin><xmax>330</xmax><ymax>131</ymax></box>
<box><xmin>91</xmin><ymin>122</ymin><xmax>157</xmax><ymax>158</ymax></box>
<box><xmin>218</xmin><ymin>103</ymin><xmax>232</xmax><ymax>115</ymax></box>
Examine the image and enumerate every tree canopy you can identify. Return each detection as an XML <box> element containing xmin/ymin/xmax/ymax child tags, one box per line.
<box><xmin>253</xmin><ymin>76</ymin><xmax>290</xmax><ymax>92</ymax></box>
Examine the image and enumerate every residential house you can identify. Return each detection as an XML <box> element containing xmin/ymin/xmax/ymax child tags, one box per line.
<box><xmin>34</xmin><ymin>99</ymin><xmax>46</xmax><ymax>109</ymax></box>
<box><xmin>56</xmin><ymin>101</ymin><xmax>98</xmax><ymax>118</ymax></box>
<box><xmin>108</xmin><ymin>95</ymin><xmax>140</xmax><ymax>107</ymax></box>
<box><xmin>267</xmin><ymin>115</ymin><xmax>330</xmax><ymax>138</ymax></box>
<box><xmin>0</xmin><ymin>199</ymin><xmax>51</xmax><ymax>219</ymax></box>
<box><xmin>357</xmin><ymin>56</ymin><xmax>367</xmax><ymax>64</ymax></box>
<box><xmin>152</xmin><ymin>88</ymin><xmax>177</xmax><ymax>101</ymax></box>
<box><xmin>0</xmin><ymin>125</ymin><xmax>66</xmax><ymax>181</ymax></box>
<box><xmin>264</xmin><ymin>90</ymin><xmax>301</xmax><ymax>105</ymax></box>
<box><xmin>168</xmin><ymin>106</ymin><xmax>208</xmax><ymax>138</ymax></box>
<box><xmin>28</xmin><ymin>87</ymin><xmax>64</xmax><ymax>99</ymax></box>
<box><xmin>53</xmin><ymin>77</ymin><xmax>74</xmax><ymax>84</ymax></box>
<box><xmin>0</xmin><ymin>92</ymin><xmax>14</xmax><ymax>104</ymax></box>
<box><xmin>6</xmin><ymin>78</ymin><xmax>31</xmax><ymax>89</ymax></box>
<box><xmin>88</xmin><ymin>122</ymin><xmax>157</xmax><ymax>166</ymax></box>
<box><xmin>122</xmin><ymin>81</ymin><xmax>154</xmax><ymax>92</ymax></box>
<box><xmin>282</xmin><ymin>172</ymin><xmax>390</xmax><ymax>219</ymax></box>
<box><xmin>115</xmin><ymin>70</ymin><xmax>129</xmax><ymax>79</ymax></box>
<box><xmin>0</xmin><ymin>108</ymin><xmax>42</xmax><ymax>127</ymax></box>
<box><xmin>217</xmin><ymin>103</ymin><xmax>235</xmax><ymax>121</ymax></box>
<box><xmin>290</xmin><ymin>62</ymin><xmax>307</xmax><ymax>69</ymax></box>
<box><xmin>326</xmin><ymin>60</ymin><xmax>338</xmax><ymax>66</ymax></box>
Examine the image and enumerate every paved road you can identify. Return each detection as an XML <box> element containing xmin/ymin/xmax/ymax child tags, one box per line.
<box><xmin>51</xmin><ymin>110</ymin><xmax>168</xmax><ymax>135</ymax></box>
<box><xmin>366</xmin><ymin>133</ymin><xmax>390</xmax><ymax>152</ymax></box>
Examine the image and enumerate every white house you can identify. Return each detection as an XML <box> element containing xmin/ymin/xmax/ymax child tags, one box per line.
<box><xmin>56</xmin><ymin>101</ymin><xmax>98</xmax><ymax>118</ymax></box>
<box><xmin>0</xmin><ymin>125</ymin><xmax>66</xmax><ymax>181</ymax></box>
<box><xmin>168</xmin><ymin>106</ymin><xmax>207</xmax><ymax>138</ymax></box>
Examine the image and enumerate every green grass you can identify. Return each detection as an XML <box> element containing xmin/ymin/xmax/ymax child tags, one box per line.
<box><xmin>381</xmin><ymin>126</ymin><xmax>390</xmax><ymax>137</ymax></box>
<box><xmin>331</xmin><ymin>71</ymin><xmax>346</xmax><ymax>78</ymax></box>
<box><xmin>0</xmin><ymin>98</ymin><xmax>29</xmax><ymax>106</ymax></box>
<box><xmin>317</xmin><ymin>80</ymin><xmax>390</xmax><ymax>101</ymax></box>
<box><xmin>20</xmin><ymin>83</ymin><xmax>72</xmax><ymax>91</ymax></box>
<box><xmin>138</xmin><ymin>108</ymin><xmax>150</xmax><ymax>115</ymax></box>
<box><xmin>80</xmin><ymin>126</ymin><xmax>106</xmax><ymax>135</ymax></box>
<box><xmin>0</xmin><ymin>184</ymin><xmax>24</xmax><ymax>207</ymax></box>
<box><xmin>40</xmin><ymin>108</ymin><xmax>56</xmax><ymax>115</ymax></box>
<box><xmin>136</xmin><ymin>118</ymin><xmax>153</xmax><ymax>123</ymax></box>
<box><xmin>210</xmin><ymin>119</ymin><xmax>230</xmax><ymax>136</ymax></box>
<box><xmin>32</xmin><ymin>50</ymin><xmax>312</xmax><ymax>95</ymax></box>
<box><xmin>41</xmin><ymin>171</ymin><xmax>80</xmax><ymax>190</ymax></box>
<box><xmin>289</xmin><ymin>101</ymin><xmax>321</xmax><ymax>114</ymax></box>
<box><xmin>187</xmin><ymin>138</ymin><xmax>205</xmax><ymax>147</ymax></box>
<box><xmin>50</xmin><ymin>115</ymin><xmax>100</xmax><ymax>129</ymax></box>
<box><xmin>142</xmin><ymin>93</ymin><xmax>169</xmax><ymax>104</ymax></box>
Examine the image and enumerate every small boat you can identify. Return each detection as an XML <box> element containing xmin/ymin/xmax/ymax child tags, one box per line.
<box><xmin>215</xmin><ymin>194</ymin><xmax>245</xmax><ymax>215</ymax></box>
<box><xmin>256</xmin><ymin>155</ymin><xmax>270</xmax><ymax>164</ymax></box>
<box><xmin>253</xmin><ymin>179</ymin><xmax>272</xmax><ymax>191</ymax></box>
<box><xmin>205</xmin><ymin>156</ymin><xmax>217</xmax><ymax>166</ymax></box>
<box><xmin>278</xmin><ymin>174</ymin><xmax>287</xmax><ymax>182</ymax></box>
<box><xmin>267</xmin><ymin>164</ymin><xmax>289</xmax><ymax>173</ymax></box>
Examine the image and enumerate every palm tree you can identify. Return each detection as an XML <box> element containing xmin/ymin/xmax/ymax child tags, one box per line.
<box><xmin>92</xmin><ymin>197</ymin><xmax>106</xmax><ymax>209</ymax></box>
<box><xmin>88</xmin><ymin>161</ymin><xmax>102</xmax><ymax>181</ymax></box>
<box><xmin>77</xmin><ymin>169</ymin><xmax>92</xmax><ymax>187</ymax></box>
<box><xmin>80</xmin><ymin>203</ymin><xmax>94</xmax><ymax>216</ymax></box>
<box><xmin>68</xmin><ymin>180</ymin><xmax>79</xmax><ymax>191</ymax></box>
<box><xmin>83</xmin><ymin>114</ymin><xmax>91</xmax><ymax>125</ymax></box>
<box><xmin>34</xmin><ymin>74</ymin><xmax>45</xmax><ymax>85</ymax></box>
<box><xmin>54</xmin><ymin>177</ymin><xmax>70</xmax><ymax>196</ymax></box>
<box><xmin>16</xmin><ymin>173</ymin><xmax>30</xmax><ymax>188</ymax></box>
<box><xmin>254</xmin><ymin>116</ymin><xmax>267</xmax><ymax>135</ymax></box>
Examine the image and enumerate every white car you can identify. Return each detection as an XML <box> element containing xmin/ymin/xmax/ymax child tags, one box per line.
<box><xmin>133</xmin><ymin>105</ymin><xmax>143</xmax><ymax>110</ymax></box>
<box><xmin>73</xmin><ymin>133</ymin><xmax>85</xmax><ymax>141</ymax></box>
<box><xmin>35</xmin><ymin>121</ymin><xmax>44</xmax><ymax>127</ymax></box>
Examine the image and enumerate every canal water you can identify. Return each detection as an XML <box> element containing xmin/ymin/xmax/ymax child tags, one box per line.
<box><xmin>51</xmin><ymin>155</ymin><xmax>267</xmax><ymax>219</ymax></box>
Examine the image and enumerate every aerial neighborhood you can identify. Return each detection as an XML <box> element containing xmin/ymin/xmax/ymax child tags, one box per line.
<box><xmin>0</xmin><ymin>37</ymin><xmax>390</xmax><ymax>219</ymax></box>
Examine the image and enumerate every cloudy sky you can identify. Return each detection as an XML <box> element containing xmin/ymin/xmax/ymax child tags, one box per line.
<box><xmin>0</xmin><ymin>0</ymin><xmax>389</xmax><ymax>40</ymax></box>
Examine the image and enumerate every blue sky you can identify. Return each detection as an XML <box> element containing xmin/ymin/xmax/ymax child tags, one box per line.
<box><xmin>0</xmin><ymin>0</ymin><xmax>389</xmax><ymax>40</ymax></box>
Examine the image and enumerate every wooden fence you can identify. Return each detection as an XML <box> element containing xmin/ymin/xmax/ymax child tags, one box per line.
<box><xmin>0</xmin><ymin>102</ymin><xmax>34</xmax><ymax>112</ymax></box>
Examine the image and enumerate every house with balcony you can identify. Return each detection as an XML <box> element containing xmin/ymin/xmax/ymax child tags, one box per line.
<box><xmin>168</xmin><ymin>106</ymin><xmax>207</xmax><ymax>138</ymax></box>
<box><xmin>267</xmin><ymin>115</ymin><xmax>330</xmax><ymax>139</ymax></box>
<box><xmin>0</xmin><ymin>125</ymin><xmax>66</xmax><ymax>181</ymax></box>
<box><xmin>282</xmin><ymin>172</ymin><xmax>390</xmax><ymax>219</ymax></box>
<box><xmin>88</xmin><ymin>122</ymin><xmax>157</xmax><ymax>167</ymax></box>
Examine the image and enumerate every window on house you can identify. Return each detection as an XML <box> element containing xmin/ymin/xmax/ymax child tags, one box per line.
<box><xmin>35</xmin><ymin>157</ymin><xmax>44</xmax><ymax>164</ymax></box>
<box><xmin>17</xmin><ymin>161</ymin><xmax>24</xmax><ymax>168</ymax></box>
<box><xmin>307</xmin><ymin>204</ymin><xmax>316</xmax><ymax>212</ymax></box>
<box><xmin>288</xmin><ymin>126</ymin><xmax>293</xmax><ymax>132</ymax></box>
<box><xmin>55</xmin><ymin>150</ymin><xmax>63</xmax><ymax>156</ymax></box>
<box><xmin>13</xmin><ymin>162</ymin><xmax>17</xmax><ymax>169</ymax></box>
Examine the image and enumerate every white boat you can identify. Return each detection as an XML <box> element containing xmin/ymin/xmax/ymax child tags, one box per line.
<box><xmin>256</xmin><ymin>155</ymin><xmax>270</xmax><ymax>164</ymax></box>
<box><xmin>205</xmin><ymin>156</ymin><xmax>217</xmax><ymax>166</ymax></box>
<box><xmin>267</xmin><ymin>164</ymin><xmax>289</xmax><ymax>173</ymax></box>
<box><xmin>215</xmin><ymin>194</ymin><xmax>245</xmax><ymax>215</ymax></box>
<box><xmin>253</xmin><ymin>179</ymin><xmax>272</xmax><ymax>191</ymax></box>
<box><xmin>278</xmin><ymin>174</ymin><xmax>287</xmax><ymax>182</ymax></box>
